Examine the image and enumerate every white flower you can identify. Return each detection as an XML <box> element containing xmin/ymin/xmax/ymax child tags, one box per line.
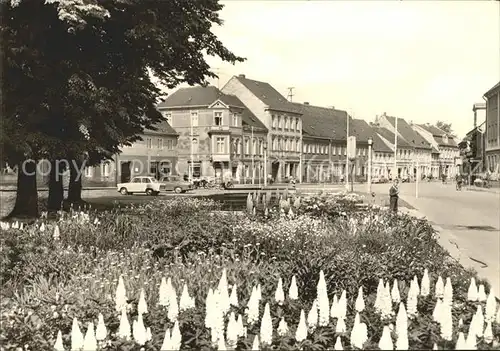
<box><xmin>146</xmin><ymin>327</ymin><xmax>152</xmax><ymax>342</ymax></box>
<box><xmin>432</xmin><ymin>299</ymin><xmax>443</xmax><ymax>323</ymax></box>
<box><xmin>289</xmin><ymin>275</ymin><xmax>299</xmax><ymax>300</ymax></box>
<box><xmin>246</xmin><ymin>286</ymin><xmax>260</xmax><ymax>325</ymax></box>
<box><xmin>435</xmin><ymin>276</ymin><xmax>444</xmax><ymax>298</ymax></box>
<box><xmin>307</xmin><ymin>300</ymin><xmax>318</xmax><ymax>330</ymax></box>
<box><xmin>335</xmin><ymin>316</ymin><xmax>346</xmax><ymax>333</ymax></box>
<box><xmin>413</xmin><ymin>275</ymin><xmax>420</xmax><ymax>296</ymax></box>
<box><xmin>433</xmin><ymin>343</ymin><xmax>438</xmax><ymax>350</ymax></box>
<box><xmin>40</xmin><ymin>222</ymin><xmax>46</xmax><ymax>232</ymax></box>
<box><xmin>226</xmin><ymin>312</ymin><xmax>238</xmax><ymax>347</ymax></box>
<box><xmin>395</xmin><ymin>303</ymin><xmax>408</xmax><ymax>338</ymax></box>
<box><xmin>474</xmin><ymin>305</ymin><xmax>484</xmax><ymax>337</ymax></box>
<box><xmin>275</xmin><ymin>278</ymin><xmax>285</xmax><ymax>305</ymax></box>
<box><xmin>205</xmin><ymin>288</ymin><xmax>215</xmax><ymax>329</ymax></box>
<box><xmin>159</xmin><ymin>277</ymin><xmax>172</xmax><ymax>307</ymax></box>
<box><xmin>115</xmin><ymin>275</ymin><xmax>127</xmax><ymax>312</ymax></box>
<box><xmin>295</xmin><ymin>310</ymin><xmax>307</xmax><ymax>342</ymax></box>
<box><xmin>465</xmin><ymin>329</ymin><xmax>477</xmax><ymax>350</ymax></box>
<box><xmin>168</xmin><ymin>286</ymin><xmax>179</xmax><ymax>321</ymax></box>
<box><xmin>484</xmin><ymin>320</ymin><xmax>493</xmax><ymax>344</ymax></box>
<box><xmin>260</xmin><ymin>303</ymin><xmax>273</xmax><ymax>345</ymax></box>
<box><xmin>330</xmin><ymin>294</ymin><xmax>339</xmax><ymax>319</ymax></box>
<box><xmin>317</xmin><ymin>274</ymin><xmax>330</xmax><ymax>327</ymax></box>
<box><xmin>440</xmin><ymin>303</ymin><xmax>453</xmax><ymax>341</ymax></box>
<box><xmin>391</xmin><ymin>279</ymin><xmax>401</xmax><ymax>303</ymax></box>
<box><xmin>95</xmin><ymin>313</ymin><xmax>107</xmax><ymax>341</ymax></box>
<box><xmin>485</xmin><ymin>288</ymin><xmax>497</xmax><ymax>322</ymax></box>
<box><xmin>355</xmin><ymin>286</ymin><xmax>365</xmax><ymax>312</ymax></box>
<box><xmin>443</xmin><ymin>277</ymin><xmax>453</xmax><ymax>306</ymax></box>
<box><xmin>160</xmin><ymin>328</ymin><xmax>171</xmax><ymax>351</ymax></box>
<box><xmin>256</xmin><ymin>283</ymin><xmax>262</xmax><ymax>301</ymax></box>
<box><xmin>455</xmin><ymin>332</ymin><xmax>467</xmax><ymax>350</ymax></box>
<box><xmin>277</xmin><ymin>317</ymin><xmax>289</xmax><ymax>336</ymax></box>
<box><xmin>54</xmin><ymin>330</ymin><xmax>64</xmax><ymax>351</ymax></box>
<box><xmin>171</xmin><ymin>320</ymin><xmax>182</xmax><ymax>350</ymax></box>
<box><xmin>217</xmin><ymin>269</ymin><xmax>231</xmax><ymax>314</ymax></box>
<box><xmin>229</xmin><ymin>284</ymin><xmax>239</xmax><ymax>307</ymax></box>
<box><xmin>179</xmin><ymin>283</ymin><xmax>193</xmax><ymax>312</ymax></box>
<box><xmin>236</xmin><ymin>314</ymin><xmax>245</xmax><ymax>337</ymax></box>
<box><xmin>406</xmin><ymin>282</ymin><xmax>418</xmax><ymax>317</ymax></box>
<box><xmin>337</xmin><ymin>290</ymin><xmax>347</xmax><ymax>320</ymax></box>
<box><xmin>82</xmin><ymin>322</ymin><xmax>97</xmax><ymax>351</ymax></box>
<box><xmin>138</xmin><ymin>288</ymin><xmax>148</xmax><ymax>315</ymax></box>
<box><xmin>71</xmin><ymin>317</ymin><xmax>84</xmax><ymax>350</ymax></box>
<box><xmin>252</xmin><ymin>335</ymin><xmax>260</xmax><ymax>351</ymax></box>
<box><xmin>420</xmin><ymin>269</ymin><xmax>430</xmax><ymax>296</ymax></box>
<box><xmin>467</xmin><ymin>278</ymin><xmax>478</xmax><ymax>302</ymax></box>
<box><xmin>378</xmin><ymin>325</ymin><xmax>393</xmax><ymax>350</ymax></box>
<box><xmin>334</xmin><ymin>336</ymin><xmax>344</xmax><ymax>350</ymax></box>
<box><xmin>133</xmin><ymin>314</ymin><xmax>147</xmax><ymax>346</ymax></box>
<box><xmin>53</xmin><ymin>225</ymin><xmax>60</xmax><ymax>240</ymax></box>
<box><xmin>350</xmin><ymin>313</ymin><xmax>362</xmax><ymax>349</ymax></box>
<box><xmin>478</xmin><ymin>284</ymin><xmax>487</xmax><ymax>302</ymax></box>
<box><xmin>118</xmin><ymin>308</ymin><xmax>131</xmax><ymax>340</ymax></box>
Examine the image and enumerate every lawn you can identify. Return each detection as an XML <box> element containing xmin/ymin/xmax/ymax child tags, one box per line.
<box><xmin>0</xmin><ymin>191</ymin><xmax>499</xmax><ymax>350</ymax></box>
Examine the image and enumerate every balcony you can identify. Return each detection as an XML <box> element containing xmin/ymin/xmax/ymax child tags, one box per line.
<box><xmin>208</xmin><ymin>125</ymin><xmax>231</xmax><ymax>134</ymax></box>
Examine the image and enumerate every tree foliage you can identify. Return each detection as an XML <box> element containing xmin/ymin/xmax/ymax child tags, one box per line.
<box><xmin>1</xmin><ymin>0</ymin><xmax>244</xmax><ymax>217</ymax></box>
<box><xmin>435</xmin><ymin>121</ymin><xmax>455</xmax><ymax>137</ymax></box>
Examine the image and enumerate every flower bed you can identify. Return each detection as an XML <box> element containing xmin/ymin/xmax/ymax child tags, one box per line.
<box><xmin>0</xmin><ymin>195</ymin><xmax>499</xmax><ymax>350</ymax></box>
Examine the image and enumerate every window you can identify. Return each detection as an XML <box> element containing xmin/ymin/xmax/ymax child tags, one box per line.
<box><xmin>332</xmin><ymin>145</ymin><xmax>336</xmax><ymax>155</ymax></box>
<box><xmin>245</xmin><ymin>138</ymin><xmax>250</xmax><ymax>154</ymax></box>
<box><xmin>259</xmin><ymin>140</ymin><xmax>263</xmax><ymax>155</ymax></box>
<box><xmin>273</xmin><ymin>137</ymin><xmax>278</xmax><ymax>150</ymax></box>
<box><xmin>216</xmin><ymin>137</ymin><xmax>225</xmax><ymax>153</ymax></box>
<box><xmin>232</xmin><ymin>113</ymin><xmax>238</xmax><ymax>127</ymax></box>
<box><xmin>272</xmin><ymin>115</ymin><xmax>277</xmax><ymax>129</ymax></box>
<box><xmin>101</xmin><ymin>162</ymin><xmax>110</xmax><ymax>177</ymax></box>
<box><xmin>296</xmin><ymin>119</ymin><xmax>301</xmax><ymax>132</ymax></box>
<box><xmin>167</xmin><ymin>139</ymin><xmax>173</xmax><ymax>150</ymax></box>
<box><xmin>146</xmin><ymin>138</ymin><xmax>152</xmax><ymax>149</ymax></box>
<box><xmin>290</xmin><ymin>140</ymin><xmax>295</xmax><ymax>152</ymax></box>
<box><xmin>160</xmin><ymin>161</ymin><xmax>170</xmax><ymax>175</ymax></box>
<box><xmin>237</xmin><ymin>139</ymin><xmax>242</xmax><ymax>154</ymax></box>
<box><xmin>157</xmin><ymin>138</ymin><xmax>163</xmax><ymax>149</ymax></box>
<box><xmin>191</xmin><ymin>138</ymin><xmax>198</xmax><ymax>154</ymax></box>
<box><xmin>285</xmin><ymin>139</ymin><xmax>290</xmax><ymax>151</ymax></box>
<box><xmin>143</xmin><ymin>177</ymin><xmax>151</xmax><ymax>183</ymax></box>
<box><xmin>278</xmin><ymin>116</ymin><xmax>282</xmax><ymax>129</ymax></box>
<box><xmin>293</xmin><ymin>118</ymin><xmax>297</xmax><ymax>132</ymax></box>
<box><xmin>162</xmin><ymin>112</ymin><xmax>172</xmax><ymax>125</ymax></box>
<box><xmin>191</xmin><ymin>112</ymin><xmax>198</xmax><ymax>127</ymax></box>
<box><xmin>214</xmin><ymin>111</ymin><xmax>223</xmax><ymax>126</ymax></box>
<box><xmin>284</xmin><ymin>117</ymin><xmax>289</xmax><ymax>130</ymax></box>
<box><xmin>84</xmin><ymin>166</ymin><xmax>93</xmax><ymax>177</ymax></box>
<box><xmin>303</xmin><ymin>143</ymin><xmax>307</xmax><ymax>153</ymax></box>
<box><xmin>133</xmin><ymin>178</ymin><xmax>142</xmax><ymax>183</ymax></box>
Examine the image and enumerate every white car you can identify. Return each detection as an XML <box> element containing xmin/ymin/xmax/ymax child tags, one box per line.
<box><xmin>117</xmin><ymin>176</ymin><xmax>164</xmax><ymax>196</ymax></box>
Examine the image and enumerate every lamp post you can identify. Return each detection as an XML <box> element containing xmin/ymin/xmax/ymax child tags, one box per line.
<box><xmin>263</xmin><ymin>141</ymin><xmax>268</xmax><ymax>187</ymax></box>
<box><xmin>367</xmin><ymin>137</ymin><xmax>373</xmax><ymax>194</ymax></box>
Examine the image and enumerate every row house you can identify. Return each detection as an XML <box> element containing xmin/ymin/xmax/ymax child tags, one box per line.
<box><xmin>157</xmin><ymin>86</ymin><xmax>268</xmax><ymax>183</ymax></box>
<box><xmin>293</xmin><ymin>102</ymin><xmax>371</xmax><ymax>183</ymax></box>
<box><xmin>412</xmin><ymin>123</ymin><xmax>460</xmax><ymax>178</ymax></box>
<box><xmin>372</xmin><ymin>126</ymin><xmax>414</xmax><ymax>179</ymax></box>
<box><xmin>370</xmin><ymin>133</ymin><xmax>394</xmax><ymax>178</ymax></box>
<box><xmin>81</xmin><ymin>121</ymin><xmax>179</xmax><ymax>185</ymax></box>
<box><xmin>221</xmin><ymin>75</ymin><xmax>302</xmax><ymax>182</ymax></box>
<box><xmin>374</xmin><ymin>113</ymin><xmax>433</xmax><ymax>178</ymax></box>
<box><xmin>484</xmin><ymin>81</ymin><xmax>500</xmax><ymax>175</ymax></box>
<box><xmin>459</xmin><ymin>122</ymin><xmax>486</xmax><ymax>176</ymax></box>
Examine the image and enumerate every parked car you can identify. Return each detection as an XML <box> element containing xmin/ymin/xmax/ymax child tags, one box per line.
<box><xmin>372</xmin><ymin>176</ymin><xmax>389</xmax><ymax>184</ymax></box>
<box><xmin>117</xmin><ymin>176</ymin><xmax>164</xmax><ymax>196</ymax></box>
<box><xmin>159</xmin><ymin>175</ymin><xmax>193</xmax><ymax>193</ymax></box>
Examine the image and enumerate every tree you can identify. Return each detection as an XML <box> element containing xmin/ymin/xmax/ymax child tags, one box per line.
<box><xmin>435</xmin><ymin>121</ymin><xmax>456</xmax><ymax>137</ymax></box>
<box><xmin>1</xmin><ymin>0</ymin><xmax>244</xmax><ymax>217</ymax></box>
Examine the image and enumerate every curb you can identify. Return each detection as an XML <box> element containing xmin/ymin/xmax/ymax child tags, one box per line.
<box><xmin>0</xmin><ymin>187</ymin><xmax>115</xmax><ymax>193</ymax></box>
<box><xmin>465</xmin><ymin>187</ymin><xmax>500</xmax><ymax>194</ymax></box>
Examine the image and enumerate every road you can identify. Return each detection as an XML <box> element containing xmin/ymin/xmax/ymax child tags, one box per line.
<box><xmin>363</xmin><ymin>181</ymin><xmax>500</xmax><ymax>297</ymax></box>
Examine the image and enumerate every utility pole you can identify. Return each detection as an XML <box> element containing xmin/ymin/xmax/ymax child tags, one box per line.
<box><xmin>287</xmin><ymin>87</ymin><xmax>295</xmax><ymax>102</ymax></box>
<box><xmin>394</xmin><ymin>117</ymin><xmax>398</xmax><ymax>180</ymax></box>
<box><xmin>190</xmin><ymin>113</ymin><xmax>194</xmax><ymax>181</ymax></box>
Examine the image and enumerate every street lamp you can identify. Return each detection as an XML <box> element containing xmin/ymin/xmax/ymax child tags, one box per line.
<box><xmin>263</xmin><ymin>141</ymin><xmax>268</xmax><ymax>187</ymax></box>
<box><xmin>367</xmin><ymin>137</ymin><xmax>373</xmax><ymax>194</ymax></box>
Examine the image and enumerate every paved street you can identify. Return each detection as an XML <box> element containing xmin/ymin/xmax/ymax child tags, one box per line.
<box><xmin>363</xmin><ymin>181</ymin><xmax>500</xmax><ymax>297</ymax></box>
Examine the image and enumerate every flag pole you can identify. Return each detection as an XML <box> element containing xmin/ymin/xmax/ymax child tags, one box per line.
<box><xmin>251</xmin><ymin>126</ymin><xmax>255</xmax><ymax>185</ymax></box>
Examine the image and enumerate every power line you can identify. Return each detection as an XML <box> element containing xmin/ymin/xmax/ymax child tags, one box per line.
<box><xmin>287</xmin><ymin>87</ymin><xmax>295</xmax><ymax>102</ymax></box>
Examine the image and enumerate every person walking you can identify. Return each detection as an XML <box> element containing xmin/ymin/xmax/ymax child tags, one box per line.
<box><xmin>389</xmin><ymin>178</ymin><xmax>400</xmax><ymax>212</ymax></box>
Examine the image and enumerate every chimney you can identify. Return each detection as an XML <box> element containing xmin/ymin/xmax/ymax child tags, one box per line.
<box><xmin>304</xmin><ymin>102</ymin><xmax>309</xmax><ymax>105</ymax></box>
<box><xmin>238</xmin><ymin>74</ymin><xmax>246</xmax><ymax>78</ymax></box>
<box><xmin>331</xmin><ymin>106</ymin><xmax>335</xmax><ymax>109</ymax></box>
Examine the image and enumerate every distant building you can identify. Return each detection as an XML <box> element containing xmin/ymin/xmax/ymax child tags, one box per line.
<box><xmin>370</xmin><ymin>130</ymin><xmax>395</xmax><ymax>178</ymax></box>
<box><xmin>484</xmin><ymin>81</ymin><xmax>500</xmax><ymax>174</ymax></box>
<box><xmin>412</xmin><ymin>123</ymin><xmax>460</xmax><ymax>178</ymax></box>
<box><xmin>460</xmin><ymin>122</ymin><xmax>486</xmax><ymax>176</ymax></box>
<box><xmin>157</xmin><ymin>86</ymin><xmax>267</xmax><ymax>183</ymax></box>
<box><xmin>221</xmin><ymin>75</ymin><xmax>302</xmax><ymax>182</ymax></box>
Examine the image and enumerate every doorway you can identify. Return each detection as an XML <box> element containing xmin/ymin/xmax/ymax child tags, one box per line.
<box><xmin>120</xmin><ymin>161</ymin><xmax>131</xmax><ymax>183</ymax></box>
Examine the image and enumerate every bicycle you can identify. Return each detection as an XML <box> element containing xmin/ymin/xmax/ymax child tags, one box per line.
<box><xmin>456</xmin><ymin>181</ymin><xmax>462</xmax><ymax>191</ymax></box>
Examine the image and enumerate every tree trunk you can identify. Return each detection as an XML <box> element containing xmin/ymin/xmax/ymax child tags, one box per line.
<box><xmin>67</xmin><ymin>159</ymin><xmax>84</xmax><ymax>206</ymax></box>
<box><xmin>47</xmin><ymin>160</ymin><xmax>64</xmax><ymax>212</ymax></box>
<box><xmin>7</xmin><ymin>159</ymin><xmax>39</xmax><ymax>219</ymax></box>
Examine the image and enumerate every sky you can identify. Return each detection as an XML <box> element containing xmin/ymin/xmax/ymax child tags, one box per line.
<box><xmin>167</xmin><ymin>0</ymin><xmax>500</xmax><ymax>139</ymax></box>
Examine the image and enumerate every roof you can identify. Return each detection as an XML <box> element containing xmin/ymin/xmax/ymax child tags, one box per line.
<box><xmin>234</xmin><ymin>75</ymin><xmax>301</xmax><ymax>114</ymax></box>
<box><xmin>144</xmin><ymin>120</ymin><xmax>178</xmax><ymax>136</ymax></box>
<box><xmin>157</xmin><ymin>86</ymin><xmax>245</xmax><ymax>109</ymax></box>
<box><xmin>291</xmin><ymin>103</ymin><xmax>349</xmax><ymax>140</ymax></box>
<box><xmin>372</xmin><ymin>132</ymin><xmax>393</xmax><ymax>153</ymax></box>
<box><xmin>375</xmin><ymin>127</ymin><xmax>412</xmax><ymax>148</ymax></box>
<box><xmin>417</xmin><ymin>124</ymin><xmax>457</xmax><ymax>147</ymax></box>
<box><xmin>385</xmin><ymin>116</ymin><xmax>431</xmax><ymax>149</ymax></box>
<box><xmin>350</xmin><ymin>119</ymin><xmax>373</xmax><ymax>143</ymax></box>
<box><xmin>484</xmin><ymin>81</ymin><xmax>500</xmax><ymax>98</ymax></box>
<box><xmin>417</xmin><ymin>124</ymin><xmax>446</xmax><ymax>136</ymax></box>
<box><xmin>242</xmin><ymin>109</ymin><xmax>267</xmax><ymax>132</ymax></box>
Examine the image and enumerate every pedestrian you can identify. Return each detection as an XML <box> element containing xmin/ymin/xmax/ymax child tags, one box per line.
<box><xmin>389</xmin><ymin>178</ymin><xmax>399</xmax><ymax>212</ymax></box>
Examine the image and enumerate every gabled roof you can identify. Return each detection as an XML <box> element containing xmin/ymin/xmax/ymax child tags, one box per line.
<box><xmin>417</xmin><ymin>124</ymin><xmax>458</xmax><ymax>147</ymax></box>
<box><xmin>145</xmin><ymin>120</ymin><xmax>178</xmax><ymax>136</ymax></box>
<box><xmin>158</xmin><ymin>86</ymin><xmax>245</xmax><ymax>109</ymax></box>
<box><xmin>375</xmin><ymin>127</ymin><xmax>412</xmax><ymax>148</ymax></box>
<box><xmin>350</xmin><ymin>119</ymin><xmax>373</xmax><ymax>143</ymax></box>
<box><xmin>484</xmin><ymin>81</ymin><xmax>500</xmax><ymax>98</ymax></box>
<box><xmin>234</xmin><ymin>75</ymin><xmax>301</xmax><ymax>114</ymax></box>
<box><xmin>372</xmin><ymin>132</ymin><xmax>393</xmax><ymax>153</ymax></box>
<box><xmin>291</xmin><ymin>103</ymin><xmax>349</xmax><ymax>140</ymax></box>
<box><xmin>242</xmin><ymin>109</ymin><xmax>267</xmax><ymax>132</ymax></box>
<box><xmin>417</xmin><ymin>123</ymin><xmax>446</xmax><ymax>136</ymax></box>
<box><xmin>384</xmin><ymin>116</ymin><xmax>432</xmax><ymax>149</ymax></box>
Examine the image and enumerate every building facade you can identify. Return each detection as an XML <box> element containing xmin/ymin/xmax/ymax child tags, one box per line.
<box><xmin>221</xmin><ymin>75</ymin><xmax>302</xmax><ymax>182</ymax></box>
<box><xmin>371</xmin><ymin>133</ymin><xmax>394</xmax><ymax>178</ymax></box>
<box><xmin>484</xmin><ymin>82</ymin><xmax>500</xmax><ymax>175</ymax></box>
<box><xmin>157</xmin><ymin>86</ymin><xmax>268</xmax><ymax>183</ymax></box>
